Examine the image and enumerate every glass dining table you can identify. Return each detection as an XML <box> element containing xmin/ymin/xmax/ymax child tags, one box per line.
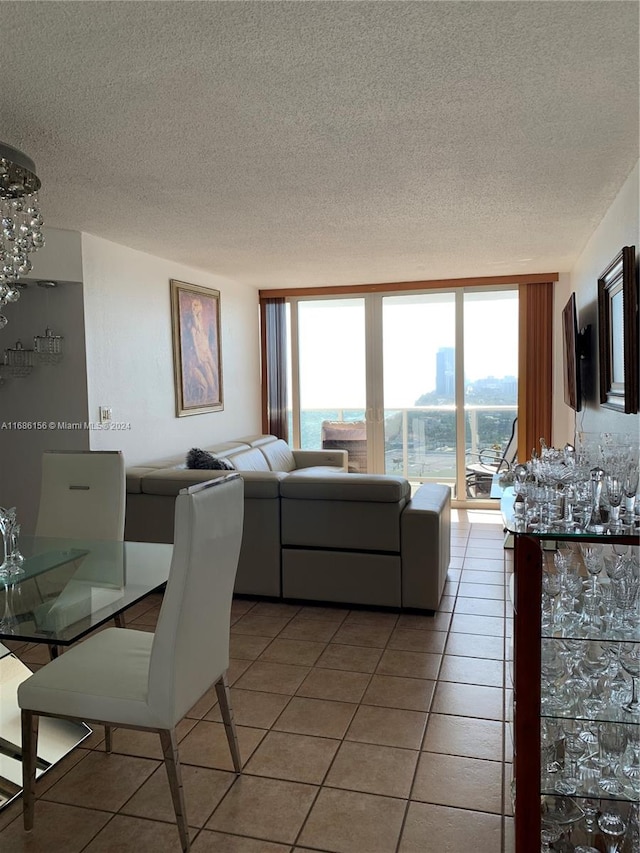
<box><xmin>0</xmin><ymin>536</ymin><xmax>173</xmax><ymax>809</ymax></box>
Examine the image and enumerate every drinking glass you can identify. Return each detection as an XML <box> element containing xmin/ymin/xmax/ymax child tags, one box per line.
<box><xmin>581</xmin><ymin>544</ymin><xmax>604</xmax><ymax>598</ymax></box>
<box><xmin>597</xmin><ymin>810</ymin><xmax>626</xmax><ymax>853</ymax></box>
<box><xmin>605</xmin><ymin>474</ymin><xmax>624</xmax><ymax>529</ymax></box>
<box><xmin>623</xmin><ymin>464</ymin><xmax>639</xmax><ymax>518</ymax></box>
<box><xmin>598</xmin><ymin>724</ymin><xmax>627</xmax><ymax>795</ymax></box>
<box><xmin>619</xmin><ymin>646</ymin><xmax>640</xmax><ymax>714</ymax></box>
<box><xmin>540</xmin><ymin>821</ymin><xmax>562</xmax><ymax>853</ymax></box>
<box><xmin>555</xmin><ymin>729</ymin><xmax>586</xmax><ymax>795</ymax></box>
<box><xmin>542</xmin><ymin>572</ymin><xmax>563</xmax><ymax>632</ymax></box>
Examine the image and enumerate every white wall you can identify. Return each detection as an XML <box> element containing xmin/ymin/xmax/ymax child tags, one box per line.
<box><xmin>80</xmin><ymin>233</ymin><xmax>261</xmax><ymax>464</ymax></box>
<box><xmin>0</xmin><ymin>274</ymin><xmax>90</xmax><ymax>532</ymax></box>
<box><xmin>564</xmin><ymin>161</ymin><xmax>640</xmax><ymax>444</ymax></box>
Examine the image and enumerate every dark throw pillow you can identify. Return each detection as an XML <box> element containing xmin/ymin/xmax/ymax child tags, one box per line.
<box><xmin>186</xmin><ymin>448</ymin><xmax>235</xmax><ymax>470</ymax></box>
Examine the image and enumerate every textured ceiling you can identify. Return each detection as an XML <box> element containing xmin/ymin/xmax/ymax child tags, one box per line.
<box><xmin>0</xmin><ymin>1</ymin><xmax>638</xmax><ymax>289</ymax></box>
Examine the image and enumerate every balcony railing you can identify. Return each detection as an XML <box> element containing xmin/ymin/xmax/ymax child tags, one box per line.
<box><xmin>297</xmin><ymin>404</ymin><xmax>517</xmax><ymax>492</ymax></box>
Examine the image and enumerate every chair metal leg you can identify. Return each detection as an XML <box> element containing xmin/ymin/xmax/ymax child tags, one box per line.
<box><xmin>114</xmin><ymin>613</ymin><xmax>125</xmax><ymax>628</ymax></box>
<box><xmin>105</xmin><ymin>726</ymin><xmax>112</xmax><ymax>753</ymax></box>
<box><xmin>159</xmin><ymin>729</ymin><xmax>189</xmax><ymax>853</ymax></box>
<box><xmin>215</xmin><ymin>672</ymin><xmax>242</xmax><ymax>772</ymax></box>
<box><xmin>21</xmin><ymin>710</ymin><xmax>39</xmax><ymax>831</ymax></box>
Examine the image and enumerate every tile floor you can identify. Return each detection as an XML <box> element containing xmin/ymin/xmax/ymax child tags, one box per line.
<box><xmin>0</xmin><ymin>508</ymin><xmax>516</xmax><ymax>853</ymax></box>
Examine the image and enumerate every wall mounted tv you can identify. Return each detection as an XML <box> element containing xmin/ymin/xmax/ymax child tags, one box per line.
<box><xmin>562</xmin><ymin>292</ymin><xmax>582</xmax><ymax>412</ymax></box>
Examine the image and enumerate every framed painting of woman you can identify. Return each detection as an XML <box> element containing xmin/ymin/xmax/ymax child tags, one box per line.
<box><xmin>170</xmin><ymin>280</ymin><xmax>223</xmax><ymax>416</ymax></box>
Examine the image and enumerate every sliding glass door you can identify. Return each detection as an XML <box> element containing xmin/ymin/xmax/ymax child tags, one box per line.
<box><xmin>287</xmin><ymin>286</ymin><xmax>518</xmax><ymax>502</ymax></box>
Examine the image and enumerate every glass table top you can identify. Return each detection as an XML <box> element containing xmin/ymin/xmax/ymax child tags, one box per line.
<box><xmin>0</xmin><ymin>537</ymin><xmax>172</xmax><ymax>646</ymax></box>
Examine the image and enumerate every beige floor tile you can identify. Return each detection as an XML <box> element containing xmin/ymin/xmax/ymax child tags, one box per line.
<box><xmin>83</xmin><ymin>813</ymin><xmax>192</xmax><ymax>852</ymax></box>
<box><xmin>331</xmin><ymin>622</ymin><xmax>394</xmax><ymax>648</ymax></box>
<box><xmin>413</xmin><ymin>752</ymin><xmax>502</xmax><ymax>812</ymax></box>
<box><xmin>259</xmin><ymin>637</ymin><xmax>327</xmax><ymax>666</ymax></box>
<box><xmin>250</xmin><ymin>601</ymin><xmax>302</xmax><ymax>618</ymax></box>
<box><xmin>464</xmin><ymin>550</ymin><xmax>506</xmax><ymax>563</ymax></box>
<box><xmin>0</xmin><ymin>801</ymin><xmax>111</xmax><ymax>852</ymax></box>
<box><xmin>206</xmin><ymin>775</ymin><xmax>317</xmax><ymax>844</ymax></box>
<box><xmin>387</xmin><ymin>628</ymin><xmax>447</xmax><ymax>654</ymax></box>
<box><xmin>504</xmin><ymin>815</ymin><xmax>514</xmax><ymax>851</ymax></box>
<box><xmin>187</xmin><ymin>684</ymin><xmax>220</xmax><ymax>719</ymax></box>
<box><xmin>108</xmin><ymin>718</ymin><xmax>195</xmax><ymax>759</ymax></box>
<box><xmin>315</xmin><ymin>641</ymin><xmax>382</xmax><ymax>673</ymax></box>
<box><xmin>231</xmin><ymin>614</ymin><xmax>293</xmax><ymax>637</ymax></box>
<box><xmin>346</xmin><ymin>705</ymin><xmax>426</xmax><ymax>749</ymax></box>
<box><xmin>230</xmin><ymin>598</ymin><xmax>256</xmax><ymax>618</ymax></box>
<box><xmin>397</xmin><ymin>612</ymin><xmax>452</xmax><ymax>632</ymax></box>
<box><xmin>178</xmin><ymin>720</ymin><xmax>265</xmax><ymax>770</ymax></box>
<box><xmin>376</xmin><ymin>648</ymin><xmax>441</xmax><ymax>680</ymax></box>
<box><xmin>450</xmin><ymin>613</ymin><xmax>505</xmax><ymax>637</ymax></box>
<box><xmin>458</xmin><ymin>582</ymin><xmax>505</xmax><ymax>600</ymax></box>
<box><xmin>192</xmin><ymin>830</ymin><xmax>290</xmax><ymax>852</ymax></box>
<box><xmin>229</xmin><ymin>633</ymin><xmax>273</xmax><ymax>660</ymax></box>
<box><xmin>297</xmin><ymin>666</ymin><xmax>371</xmax><ymax>702</ymax></box>
<box><xmin>128</xmin><ymin>604</ymin><xmax>161</xmax><ymax>626</ymax></box>
<box><xmin>227</xmin><ymin>658</ymin><xmax>252</xmax><ymax>685</ymax></box>
<box><xmin>280</xmin><ymin>617</ymin><xmax>341</xmax><ymax>642</ymax></box>
<box><xmin>296</xmin><ymin>605</ymin><xmax>349</xmax><ymax>622</ymax></box>
<box><xmin>399</xmin><ymin>802</ymin><xmax>502</xmax><ymax>852</ymax></box>
<box><xmin>443</xmin><ymin>581</ymin><xmax>458</xmax><ymax>597</ymax></box>
<box><xmin>274</xmin><ymin>696</ymin><xmax>357</xmax><ymax>738</ymax></box>
<box><xmin>423</xmin><ymin>714</ymin><xmax>503</xmax><ymax>761</ymax></box>
<box><xmin>460</xmin><ymin>569</ymin><xmax>504</xmax><ymax>586</ymax></box>
<box><xmin>205</xmin><ymin>688</ymin><xmax>290</xmax><ymax>728</ymax></box>
<box><xmin>438</xmin><ymin>595</ymin><xmax>455</xmax><ymax>612</ymax></box>
<box><xmin>439</xmin><ymin>655</ymin><xmax>504</xmax><ymax>687</ymax></box>
<box><xmin>233</xmin><ymin>660</ymin><xmax>311</xmax><ymax>694</ymax></box>
<box><xmin>447</xmin><ymin>567</ymin><xmax>462</xmax><ymax>580</ymax></box>
<box><xmin>325</xmin><ymin>740</ymin><xmax>418</xmax><ymax>798</ymax></box>
<box><xmin>445</xmin><ymin>632</ymin><xmax>505</xmax><ymax>660</ymax></box>
<box><xmin>299</xmin><ymin>787</ymin><xmax>406</xmax><ymax>853</ymax></box>
<box><xmin>431</xmin><ymin>682</ymin><xmax>504</xmax><ymax>721</ymax></box>
<box><xmin>454</xmin><ymin>597</ymin><xmax>505</xmax><ymax>617</ymax></box>
<box><xmin>121</xmin><ymin>763</ymin><xmax>234</xmax><ymax>826</ymax></box>
<box><xmin>362</xmin><ymin>674</ymin><xmax>435</xmax><ymax>712</ymax></box>
<box><xmin>244</xmin><ymin>730</ymin><xmax>339</xmax><ymax>783</ymax></box>
<box><xmin>343</xmin><ymin>610</ymin><xmax>399</xmax><ymax>628</ymax></box>
<box><xmin>41</xmin><ymin>751</ymin><xmax>158</xmax><ymax>812</ymax></box>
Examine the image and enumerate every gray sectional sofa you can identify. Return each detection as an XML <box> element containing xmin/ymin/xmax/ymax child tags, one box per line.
<box><xmin>125</xmin><ymin>434</ymin><xmax>451</xmax><ymax>611</ymax></box>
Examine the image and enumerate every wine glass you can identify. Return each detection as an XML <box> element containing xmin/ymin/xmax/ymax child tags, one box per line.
<box><xmin>597</xmin><ymin>810</ymin><xmax>626</xmax><ymax>853</ymax></box>
<box><xmin>540</xmin><ymin>821</ymin><xmax>562</xmax><ymax>853</ymax></box>
<box><xmin>619</xmin><ymin>645</ymin><xmax>640</xmax><ymax>714</ymax></box>
<box><xmin>598</xmin><ymin>724</ymin><xmax>627</xmax><ymax>795</ymax></box>
<box><xmin>623</xmin><ymin>463</ymin><xmax>639</xmax><ymax>518</ymax></box>
<box><xmin>555</xmin><ymin>728</ymin><xmax>586</xmax><ymax>795</ymax></box>
<box><xmin>542</xmin><ymin>571</ymin><xmax>563</xmax><ymax>633</ymax></box>
<box><xmin>605</xmin><ymin>474</ymin><xmax>624</xmax><ymax>529</ymax></box>
<box><xmin>581</xmin><ymin>544</ymin><xmax>604</xmax><ymax>598</ymax></box>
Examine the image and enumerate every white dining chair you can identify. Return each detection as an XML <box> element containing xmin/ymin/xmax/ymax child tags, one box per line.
<box><xmin>19</xmin><ymin>473</ymin><xmax>245</xmax><ymax>852</ymax></box>
<box><xmin>35</xmin><ymin>450</ymin><xmax>126</xmax><ymax>540</ymax></box>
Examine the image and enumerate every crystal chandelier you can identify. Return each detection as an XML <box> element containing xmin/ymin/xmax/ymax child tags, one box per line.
<box><xmin>0</xmin><ymin>141</ymin><xmax>45</xmax><ymax>330</ymax></box>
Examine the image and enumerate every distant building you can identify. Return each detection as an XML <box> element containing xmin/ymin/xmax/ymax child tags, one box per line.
<box><xmin>436</xmin><ymin>347</ymin><xmax>455</xmax><ymax>398</ymax></box>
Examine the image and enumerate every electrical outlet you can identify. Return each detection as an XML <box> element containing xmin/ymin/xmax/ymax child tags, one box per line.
<box><xmin>99</xmin><ymin>406</ymin><xmax>112</xmax><ymax>423</ymax></box>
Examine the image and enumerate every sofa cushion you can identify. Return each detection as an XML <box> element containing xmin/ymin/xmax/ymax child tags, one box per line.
<box><xmin>186</xmin><ymin>448</ymin><xmax>235</xmax><ymax>470</ymax></box>
<box><xmin>259</xmin><ymin>438</ymin><xmax>296</xmax><ymax>472</ymax></box>
<box><xmin>280</xmin><ymin>471</ymin><xmax>410</xmax><ymax>502</ymax></box>
<box><xmin>223</xmin><ymin>447</ymin><xmax>271</xmax><ymax>472</ymax></box>
<box><xmin>140</xmin><ymin>468</ymin><xmax>228</xmax><ymax>496</ymax></box>
<box><xmin>235</xmin><ymin>434</ymin><xmax>279</xmax><ymax>448</ymax></box>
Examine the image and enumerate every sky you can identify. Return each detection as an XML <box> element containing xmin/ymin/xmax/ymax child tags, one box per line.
<box><xmin>296</xmin><ymin>290</ymin><xmax>519</xmax><ymax>409</ymax></box>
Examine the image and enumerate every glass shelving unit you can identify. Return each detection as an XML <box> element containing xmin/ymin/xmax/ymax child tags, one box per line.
<box><xmin>502</xmin><ymin>489</ymin><xmax>639</xmax><ymax>853</ymax></box>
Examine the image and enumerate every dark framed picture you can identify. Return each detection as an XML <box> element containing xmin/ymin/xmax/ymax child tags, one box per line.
<box><xmin>170</xmin><ymin>279</ymin><xmax>223</xmax><ymax>416</ymax></box>
<box><xmin>597</xmin><ymin>245</ymin><xmax>638</xmax><ymax>413</ymax></box>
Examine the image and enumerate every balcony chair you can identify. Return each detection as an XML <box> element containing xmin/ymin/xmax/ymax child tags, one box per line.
<box><xmin>466</xmin><ymin>417</ymin><xmax>518</xmax><ymax>498</ymax></box>
<box><xmin>19</xmin><ymin>473</ymin><xmax>245</xmax><ymax>853</ymax></box>
<box><xmin>35</xmin><ymin>450</ymin><xmax>126</xmax><ymax>540</ymax></box>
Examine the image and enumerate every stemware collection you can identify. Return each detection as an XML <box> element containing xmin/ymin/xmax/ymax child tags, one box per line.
<box><xmin>514</xmin><ymin>437</ymin><xmax>639</xmax><ymax>852</ymax></box>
